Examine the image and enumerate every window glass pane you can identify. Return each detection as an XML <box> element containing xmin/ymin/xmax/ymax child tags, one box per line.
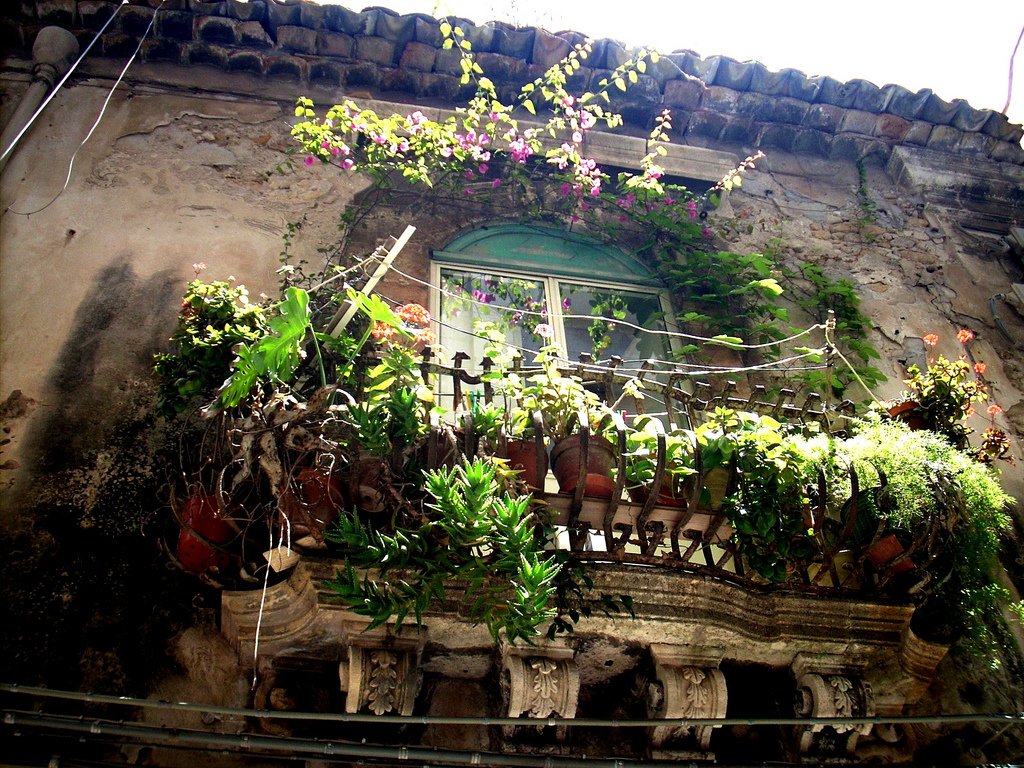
<box><xmin>437</xmin><ymin>267</ymin><xmax>549</xmax><ymax>371</ymax></box>
<box><xmin>558</xmin><ymin>284</ymin><xmax>670</xmax><ymax>363</ymax></box>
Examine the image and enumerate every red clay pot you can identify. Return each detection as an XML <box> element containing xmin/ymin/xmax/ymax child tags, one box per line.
<box><xmin>628</xmin><ymin>486</ymin><xmax>686</xmax><ymax>508</ymax></box>
<box><xmin>503</xmin><ymin>438</ymin><xmax>549</xmax><ymax>491</ymax></box>
<box><xmin>176</xmin><ymin>492</ymin><xmax>236</xmax><ymax>575</ymax></box>
<box><xmin>279</xmin><ymin>467</ymin><xmax>345</xmax><ymax>540</ymax></box>
<box><xmin>550</xmin><ymin>434</ymin><xmax>617</xmax><ymax>498</ymax></box>
<box><xmin>866</xmin><ymin>533</ymin><xmax>915</xmax><ymax>574</ymax></box>
<box><xmin>887</xmin><ymin>400</ymin><xmax>926</xmax><ymax>431</ymax></box>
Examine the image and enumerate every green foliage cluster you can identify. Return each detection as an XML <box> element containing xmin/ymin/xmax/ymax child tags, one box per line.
<box><xmin>325</xmin><ymin>458</ymin><xmax>560</xmax><ymax>643</ymax></box>
<box><xmin>783</xmin><ymin>261</ymin><xmax>885</xmax><ymax>397</ymax></box>
<box><xmin>797</xmin><ymin>417</ymin><xmax>1013</xmax><ymax>658</ymax></box>
<box><xmin>701</xmin><ymin>409</ymin><xmax>815</xmax><ymax>582</ymax></box>
<box><xmin>153</xmin><ymin>279</ymin><xmax>267</xmax><ymax>415</ymax></box>
<box><xmin>901</xmin><ymin>355</ymin><xmax>986</xmax><ymax>448</ymax></box>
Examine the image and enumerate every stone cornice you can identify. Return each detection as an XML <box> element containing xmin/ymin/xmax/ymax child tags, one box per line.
<box><xmin>2</xmin><ymin>1</ymin><xmax>1021</xmax><ymax>166</ymax></box>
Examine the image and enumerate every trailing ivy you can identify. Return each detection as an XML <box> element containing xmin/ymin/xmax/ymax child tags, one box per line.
<box><xmin>780</xmin><ymin>258</ymin><xmax>886</xmax><ymax>398</ymax></box>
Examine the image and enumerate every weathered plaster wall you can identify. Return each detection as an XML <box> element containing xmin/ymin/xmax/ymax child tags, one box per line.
<box><xmin>0</xmin><ymin>81</ymin><xmax>361</xmax><ymax>503</ymax></box>
<box><xmin>1</xmin><ymin>6</ymin><xmax>1023</xmax><ymax>761</ymax></box>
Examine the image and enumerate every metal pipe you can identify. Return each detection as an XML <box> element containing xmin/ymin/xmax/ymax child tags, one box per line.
<box><xmin>0</xmin><ymin>2</ymin><xmax>127</xmax><ymax>169</ymax></box>
<box><xmin>3</xmin><ymin>683</ymin><xmax>1022</xmax><ymax>729</ymax></box>
<box><xmin>3</xmin><ymin>711</ymin><xmax>646</xmax><ymax>768</ymax></box>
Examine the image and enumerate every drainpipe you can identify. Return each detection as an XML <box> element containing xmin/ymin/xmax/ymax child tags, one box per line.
<box><xmin>0</xmin><ymin>26</ymin><xmax>80</xmax><ymax>173</ymax></box>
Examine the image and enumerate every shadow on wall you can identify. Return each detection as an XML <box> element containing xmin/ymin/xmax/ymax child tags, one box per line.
<box><xmin>0</xmin><ymin>258</ymin><xmax>202</xmax><ymax>693</ymax></box>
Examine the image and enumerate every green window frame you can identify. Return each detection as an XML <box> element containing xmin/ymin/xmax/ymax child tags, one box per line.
<box><xmin>430</xmin><ymin>224</ymin><xmax>677</xmax><ymax>371</ymax></box>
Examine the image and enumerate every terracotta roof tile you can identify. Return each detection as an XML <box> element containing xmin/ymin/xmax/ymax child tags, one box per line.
<box><xmin>2</xmin><ymin>0</ymin><xmax>1019</xmax><ymax>164</ymax></box>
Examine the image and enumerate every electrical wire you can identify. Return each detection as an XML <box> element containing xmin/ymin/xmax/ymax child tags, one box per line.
<box><xmin>374</xmin><ymin>289</ymin><xmax>829</xmax><ymax>379</ymax></box>
<box><xmin>4</xmin><ymin>2</ymin><xmax>164</xmax><ymax>218</ymax></box>
<box><xmin>3</xmin><ymin>685</ymin><xmax>1023</xmax><ymax>729</ymax></box>
<box><xmin>823</xmin><ymin>319</ymin><xmax>886</xmax><ymax>406</ymax></box>
<box><xmin>376</xmin><ymin>255</ymin><xmax>825</xmax><ymax>350</ymax></box>
<box><xmin>0</xmin><ymin>1</ymin><xmax>128</xmax><ymax>164</ymax></box>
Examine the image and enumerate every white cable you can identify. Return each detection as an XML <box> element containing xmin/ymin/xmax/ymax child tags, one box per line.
<box><xmin>377</xmin><ymin>256</ymin><xmax>825</xmax><ymax>350</ymax></box>
<box><xmin>5</xmin><ymin>2</ymin><xmax>163</xmax><ymax>217</ymax></box>
<box><xmin>0</xmin><ymin>1</ymin><xmax>128</xmax><ymax>163</ymax></box>
<box><xmin>376</xmin><ymin>289</ymin><xmax>827</xmax><ymax>378</ymax></box>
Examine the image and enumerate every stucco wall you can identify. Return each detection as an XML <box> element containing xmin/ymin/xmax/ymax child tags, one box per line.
<box><xmin>1</xmin><ymin>13</ymin><xmax>1023</xmax><ymax>761</ymax></box>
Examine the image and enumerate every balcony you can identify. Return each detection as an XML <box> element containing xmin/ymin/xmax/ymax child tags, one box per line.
<box><xmin>159</xmin><ymin>338</ymin><xmax>1010</xmax><ymax>762</ymax></box>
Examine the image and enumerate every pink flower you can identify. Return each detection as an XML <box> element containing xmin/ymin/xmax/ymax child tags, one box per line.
<box><xmin>491</xmin><ymin>178</ymin><xmax>502</xmax><ymax>189</ymax></box>
<box><xmin>478</xmin><ymin>163</ymin><xmax>489</xmax><ymax>174</ymax></box>
<box><xmin>572</xmin><ymin>131</ymin><xmax>583</xmax><ymax>143</ymax></box>
<box><xmin>341</xmin><ymin>158</ymin><xmax>354</xmax><ymax>170</ymax></box>
<box><xmin>923</xmin><ymin>333</ymin><xmax>939</xmax><ymax>347</ymax></box>
<box><xmin>535</xmin><ymin>323</ymin><xmax>553</xmax><ymax>339</ymax></box>
<box><xmin>987</xmin><ymin>404</ymin><xmax>1003</xmax><ymax>416</ymax></box>
<box><xmin>304</xmin><ymin>155</ymin><xmax>315</xmax><ymax>166</ymax></box>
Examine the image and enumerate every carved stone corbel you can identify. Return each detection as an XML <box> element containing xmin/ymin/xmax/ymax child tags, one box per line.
<box><xmin>501</xmin><ymin>641</ymin><xmax>579</xmax><ymax>740</ymax></box>
<box><xmin>792</xmin><ymin>653</ymin><xmax>873</xmax><ymax>758</ymax></box>
<box><xmin>339</xmin><ymin>622</ymin><xmax>424</xmax><ymax>716</ymax></box>
<box><xmin>647</xmin><ymin>644</ymin><xmax>727</xmax><ymax>758</ymax></box>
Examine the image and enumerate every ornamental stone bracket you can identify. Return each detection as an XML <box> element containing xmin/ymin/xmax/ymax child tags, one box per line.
<box><xmin>792</xmin><ymin>653</ymin><xmax>874</xmax><ymax>759</ymax></box>
<box><xmin>501</xmin><ymin>640</ymin><xmax>580</xmax><ymax>741</ymax></box>
<box><xmin>647</xmin><ymin>644</ymin><xmax>727</xmax><ymax>759</ymax></box>
<box><xmin>338</xmin><ymin>620</ymin><xmax>425</xmax><ymax>716</ymax></box>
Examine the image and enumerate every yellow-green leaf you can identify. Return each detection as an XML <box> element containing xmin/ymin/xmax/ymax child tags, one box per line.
<box><xmin>637</xmin><ymin>60</ymin><xmax>646</xmax><ymax>73</ymax></box>
<box><xmin>439</xmin><ymin>21</ymin><xmax>452</xmax><ymax>37</ymax></box>
<box><xmin>614</xmin><ymin>77</ymin><xmax>626</xmax><ymax>91</ymax></box>
<box><xmin>628</xmin><ymin>70</ymin><xmax>638</xmax><ymax>83</ymax></box>
<box><xmin>523</xmin><ymin>99</ymin><xmax>535</xmax><ymax>115</ymax></box>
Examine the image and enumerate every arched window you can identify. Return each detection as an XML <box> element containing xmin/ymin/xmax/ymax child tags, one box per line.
<box><xmin>430</xmin><ymin>224</ymin><xmax>675</xmax><ymax>372</ymax></box>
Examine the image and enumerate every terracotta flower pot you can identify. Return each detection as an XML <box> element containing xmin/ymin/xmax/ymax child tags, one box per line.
<box><xmin>627</xmin><ymin>485</ymin><xmax>686</xmax><ymax>508</ymax></box>
<box><xmin>503</xmin><ymin>438</ymin><xmax>549</xmax><ymax>491</ymax></box>
<box><xmin>279</xmin><ymin>466</ymin><xmax>345</xmax><ymax>541</ymax></box>
<box><xmin>344</xmin><ymin>455</ymin><xmax>386</xmax><ymax>514</ymax></box>
<box><xmin>887</xmin><ymin>400</ymin><xmax>926</xmax><ymax>431</ymax></box>
<box><xmin>550</xmin><ymin>434</ymin><xmax>617</xmax><ymax>498</ymax></box>
<box><xmin>176</xmin><ymin>492</ymin><xmax>236</xmax><ymax>575</ymax></box>
<box><xmin>866</xmin><ymin>533</ymin><xmax>914</xmax><ymax>574</ymax></box>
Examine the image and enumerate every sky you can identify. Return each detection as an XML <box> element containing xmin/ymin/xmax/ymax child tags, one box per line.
<box><xmin>334</xmin><ymin>0</ymin><xmax>1024</xmax><ymax>128</ymax></box>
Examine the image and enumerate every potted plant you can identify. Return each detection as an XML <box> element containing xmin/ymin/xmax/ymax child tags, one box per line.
<box><xmin>884</xmin><ymin>341</ymin><xmax>985</xmax><ymax>448</ymax></box>
<box><xmin>622</xmin><ymin>416</ymin><xmax>696</xmax><ymax>506</ymax></box>
<box><xmin>153</xmin><ymin>277</ymin><xmax>267</xmax><ymax>416</ymax></box>
<box><xmin>517</xmin><ymin>339</ymin><xmax>616</xmax><ymax>497</ymax></box>
<box><xmin>708</xmin><ymin>410</ymin><xmax>815</xmax><ymax>583</ymax></box>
